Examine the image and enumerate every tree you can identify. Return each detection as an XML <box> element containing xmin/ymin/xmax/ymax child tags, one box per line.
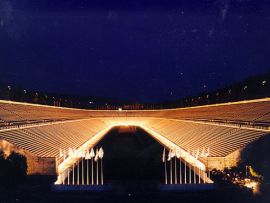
<box><xmin>0</xmin><ymin>150</ymin><xmax>10</xmax><ymax>186</ymax></box>
<box><xmin>7</xmin><ymin>152</ymin><xmax>27</xmax><ymax>184</ymax></box>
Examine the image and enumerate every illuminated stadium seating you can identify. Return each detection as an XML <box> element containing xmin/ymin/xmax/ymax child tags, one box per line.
<box><xmin>0</xmin><ymin>98</ymin><xmax>269</xmax><ymax>162</ymax></box>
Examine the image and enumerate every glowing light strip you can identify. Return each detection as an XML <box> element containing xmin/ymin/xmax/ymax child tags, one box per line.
<box><xmin>55</xmin><ymin>125</ymin><xmax>112</xmax><ymax>184</ymax></box>
<box><xmin>140</xmin><ymin>125</ymin><xmax>214</xmax><ymax>183</ymax></box>
<box><xmin>1</xmin><ymin>97</ymin><xmax>270</xmax><ymax>112</ymax></box>
<box><xmin>140</xmin><ymin>124</ymin><xmax>205</xmax><ymax>170</ymax></box>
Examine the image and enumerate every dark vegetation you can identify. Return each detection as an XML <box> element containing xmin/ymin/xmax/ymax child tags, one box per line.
<box><xmin>0</xmin><ymin>71</ymin><xmax>270</xmax><ymax>109</ymax></box>
<box><xmin>0</xmin><ymin>150</ymin><xmax>27</xmax><ymax>201</ymax></box>
<box><xmin>240</xmin><ymin>135</ymin><xmax>270</xmax><ymax>195</ymax></box>
<box><xmin>160</xmin><ymin>71</ymin><xmax>270</xmax><ymax>109</ymax></box>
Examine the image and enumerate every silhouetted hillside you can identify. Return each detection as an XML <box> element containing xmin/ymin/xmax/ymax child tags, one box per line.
<box><xmin>0</xmin><ymin>71</ymin><xmax>269</xmax><ymax>109</ymax></box>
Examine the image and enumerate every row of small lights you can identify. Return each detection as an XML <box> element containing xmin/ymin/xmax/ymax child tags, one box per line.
<box><xmin>6</xmin><ymin>86</ymin><xmax>87</xmax><ymax>105</ymax></box>
<box><xmin>5</xmin><ymin>80</ymin><xmax>269</xmax><ymax>108</ymax></box>
<box><xmin>188</xmin><ymin>80</ymin><xmax>268</xmax><ymax>102</ymax></box>
<box><xmin>5</xmin><ymin>80</ymin><xmax>268</xmax><ymax>93</ymax></box>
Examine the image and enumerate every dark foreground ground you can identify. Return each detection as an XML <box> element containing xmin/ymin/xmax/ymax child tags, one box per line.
<box><xmin>3</xmin><ymin>127</ymin><xmax>270</xmax><ymax>203</ymax></box>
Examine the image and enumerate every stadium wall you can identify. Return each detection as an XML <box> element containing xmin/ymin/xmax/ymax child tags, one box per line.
<box><xmin>0</xmin><ymin>139</ymin><xmax>56</xmax><ymax>175</ymax></box>
<box><xmin>205</xmin><ymin>149</ymin><xmax>241</xmax><ymax>170</ymax></box>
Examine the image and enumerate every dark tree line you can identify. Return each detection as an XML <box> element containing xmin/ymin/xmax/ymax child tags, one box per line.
<box><xmin>240</xmin><ymin>135</ymin><xmax>270</xmax><ymax>194</ymax></box>
<box><xmin>158</xmin><ymin>71</ymin><xmax>270</xmax><ymax>109</ymax></box>
<box><xmin>0</xmin><ymin>71</ymin><xmax>270</xmax><ymax>110</ymax></box>
<box><xmin>0</xmin><ymin>150</ymin><xmax>27</xmax><ymax>200</ymax></box>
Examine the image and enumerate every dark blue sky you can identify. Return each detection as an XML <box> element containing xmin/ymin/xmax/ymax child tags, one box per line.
<box><xmin>0</xmin><ymin>0</ymin><xmax>270</xmax><ymax>102</ymax></box>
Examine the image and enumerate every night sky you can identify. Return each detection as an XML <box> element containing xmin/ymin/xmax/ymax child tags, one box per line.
<box><xmin>0</xmin><ymin>0</ymin><xmax>270</xmax><ymax>102</ymax></box>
